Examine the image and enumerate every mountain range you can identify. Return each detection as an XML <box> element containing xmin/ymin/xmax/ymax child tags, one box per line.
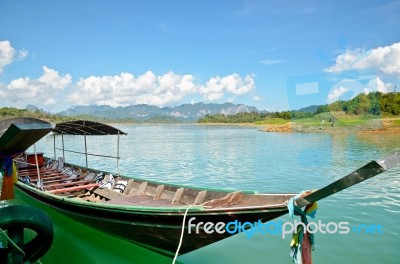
<box><xmin>58</xmin><ymin>102</ymin><xmax>259</xmax><ymax>122</ymax></box>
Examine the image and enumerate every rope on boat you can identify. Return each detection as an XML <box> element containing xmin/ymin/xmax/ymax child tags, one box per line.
<box><xmin>172</xmin><ymin>205</ymin><xmax>200</xmax><ymax>264</ymax></box>
<box><xmin>287</xmin><ymin>190</ymin><xmax>318</xmax><ymax>264</ymax></box>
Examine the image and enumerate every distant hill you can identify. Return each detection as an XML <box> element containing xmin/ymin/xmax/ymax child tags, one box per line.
<box><xmin>59</xmin><ymin>102</ymin><xmax>258</xmax><ymax>122</ymax></box>
<box><xmin>295</xmin><ymin>105</ymin><xmax>322</xmax><ymax>113</ymax></box>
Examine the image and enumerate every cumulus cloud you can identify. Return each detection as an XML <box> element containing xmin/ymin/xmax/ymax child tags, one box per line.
<box><xmin>325</xmin><ymin>42</ymin><xmax>400</xmax><ymax>76</ymax></box>
<box><xmin>68</xmin><ymin>71</ymin><xmax>255</xmax><ymax>107</ymax></box>
<box><xmin>252</xmin><ymin>95</ymin><xmax>264</xmax><ymax>101</ymax></box>
<box><xmin>68</xmin><ymin>71</ymin><xmax>196</xmax><ymax>107</ymax></box>
<box><xmin>1</xmin><ymin>66</ymin><xmax>72</xmax><ymax>106</ymax></box>
<box><xmin>327</xmin><ymin>86</ymin><xmax>349</xmax><ymax>103</ymax></box>
<box><xmin>0</xmin><ymin>41</ymin><xmax>15</xmax><ymax>73</ymax></box>
<box><xmin>0</xmin><ymin>41</ymin><xmax>29</xmax><ymax>74</ymax></box>
<box><xmin>364</xmin><ymin>77</ymin><xmax>394</xmax><ymax>94</ymax></box>
<box><xmin>199</xmin><ymin>73</ymin><xmax>255</xmax><ymax>101</ymax></box>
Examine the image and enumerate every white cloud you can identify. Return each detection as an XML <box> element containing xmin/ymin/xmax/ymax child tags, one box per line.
<box><xmin>325</xmin><ymin>42</ymin><xmax>400</xmax><ymax>76</ymax></box>
<box><xmin>260</xmin><ymin>59</ymin><xmax>285</xmax><ymax>65</ymax></box>
<box><xmin>0</xmin><ymin>41</ymin><xmax>15</xmax><ymax>73</ymax></box>
<box><xmin>252</xmin><ymin>95</ymin><xmax>264</xmax><ymax>101</ymax></box>
<box><xmin>327</xmin><ymin>86</ymin><xmax>349</xmax><ymax>103</ymax></box>
<box><xmin>1</xmin><ymin>66</ymin><xmax>72</xmax><ymax>106</ymax></box>
<box><xmin>68</xmin><ymin>71</ymin><xmax>196</xmax><ymax>107</ymax></box>
<box><xmin>199</xmin><ymin>73</ymin><xmax>255</xmax><ymax>101</ymax></box>
<box><xmin>364</xmin><ymin>77</ymin><xmax>394</xmax><ymax>94</ymax></box>
<box><xmin>18</xmin><ymin>49</ymin><xmax>29</xmax><ymax>59</ymax></box>
<box><xmin>0</xmin><ymin>41</ymin><xmax>29</xmax><ymax>74</ymax></box>
<box><xmin>68</xmin><ymin>71</ymin><xmax>255</xmax><ymax>107</ymax></box>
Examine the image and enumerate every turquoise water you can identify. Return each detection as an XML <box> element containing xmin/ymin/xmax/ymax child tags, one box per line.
<box><xmin>3</xmin><ymin>125</ymin><xmax>400</xmax><ymax>263</ymax></box>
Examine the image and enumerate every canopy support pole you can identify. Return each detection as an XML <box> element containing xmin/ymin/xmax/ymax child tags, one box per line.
<box><xmin>117</xmin><ymin>132</ymin><xmax>121</xmax><ymax>176</ymax></box>
<box><xmin>61</xmin><ymin>133</ymin><xmax>65</xmax><ymax>162</ymax></box>
<box><xmin>84</xmin><ymin>134</ymin><xmax>88</xmax><ymax>168</ymax></box>
<box><xmin>53</xmin><ymin>133</ymin><xmax>56</xmax><ymax>160</ymax></box>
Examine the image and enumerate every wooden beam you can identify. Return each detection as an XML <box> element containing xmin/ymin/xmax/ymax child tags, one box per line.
<box><xmin>49</xmin><ymin>183</ymin><xmax>99</xmax><ymax>194</ymax></box>
<box><xmin>45</xmin><ymin>180</ymin><xmax>94</xmax><ymax>189</ymax></box>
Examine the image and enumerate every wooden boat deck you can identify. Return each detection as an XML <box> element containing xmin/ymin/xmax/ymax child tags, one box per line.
<box><xmin>17</xmin><ymin>164</ymin><xmax>290</xmax><ymax>210</ymax></box>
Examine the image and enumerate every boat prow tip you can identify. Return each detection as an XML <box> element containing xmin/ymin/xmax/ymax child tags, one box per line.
<box><xmin>377</xmin><ymin>152</ymin><xmax>400</xmax><ymax>171</ymax></box>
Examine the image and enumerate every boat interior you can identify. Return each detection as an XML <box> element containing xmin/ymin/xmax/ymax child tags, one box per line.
<box><xmin>16</xmin><ymin>154</ymin><xmax>293</xmax><ymax>209</ymax></box>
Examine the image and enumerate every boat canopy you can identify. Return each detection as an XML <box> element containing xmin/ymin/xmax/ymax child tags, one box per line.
<box><xmin>51</xmin><ymin>120</ymin><xmax>127</xmax><ymax>170</ymax></box>
<box><xmin>53</xmin><ymin>120</ymin><xmax>127</xmax><ymax>135</ymax></box>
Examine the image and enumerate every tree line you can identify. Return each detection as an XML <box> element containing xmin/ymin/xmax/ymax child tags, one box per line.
<box><xmin>2</xmin><ymin>92</ymin><xmax>399</xmax><ymax>124</ymax></box>
<box><xmin>316</xmin><ymin>92</ymin><xmax>400</xmax><ymax>116</ymax></box>
<box><xmin>198</xmin><ymin>92</ymin><xmax>400</xmax><ymax>123</ymax></box>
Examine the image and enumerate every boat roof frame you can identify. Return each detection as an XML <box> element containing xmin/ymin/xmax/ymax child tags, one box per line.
<box><xmin>53</xmin><ymin>120</ymin><xmax>127</xmax><ymax>136</ymax></box>
<box><xmin>52</xmin><ymin>120</ymin><xmax>127</xmax><ymax>170</ymax></box>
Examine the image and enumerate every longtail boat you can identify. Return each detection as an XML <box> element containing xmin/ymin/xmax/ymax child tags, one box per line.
<box><xmin>3</xmin><ymin>118</ymin><xmax>399</xmax><ymax>257</ymax></box>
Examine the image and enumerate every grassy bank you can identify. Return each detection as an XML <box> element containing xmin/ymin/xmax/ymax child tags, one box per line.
<box><xmin>258</xmin><ymin>115</ymin><xmax>400</xmax><ymax>134</ymax></box>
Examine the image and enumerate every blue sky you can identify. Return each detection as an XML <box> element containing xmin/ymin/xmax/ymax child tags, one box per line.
<box><xmin>0</xmin><ymin>0</ymin><xmax>399</xmax><ymax>112</ymax></box>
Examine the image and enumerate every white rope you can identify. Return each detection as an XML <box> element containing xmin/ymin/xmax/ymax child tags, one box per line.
<box><xmin>172</xmin><ymin>205</ymin><xmax>198</xmax><ymax>264</ymax></box>
<box><xmin>0</xmin><ymin>227</ymin><xmax>26</xmax><ymax>257</ymax></box>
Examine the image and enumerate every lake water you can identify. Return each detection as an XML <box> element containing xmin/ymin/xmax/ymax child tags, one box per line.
<box><xmin>3</xmin><ymin>124</ymin><xmax>400</xmax><ymax>263</ymax></box>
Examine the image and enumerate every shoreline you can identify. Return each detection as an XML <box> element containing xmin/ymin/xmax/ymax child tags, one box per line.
<box><xmin>110</xmin><ymin>120</ymin><xmax>400</xmax><ymax>135</ymax></box>
<box><xmin>258</xmin><ymin>118</ymin><xmax>400</xmax><ymax>135</ymax></box>
<box><xmin>196</xmin><ymin>117</ymin><xmax>400</xmax><ymax>135</ymax></box>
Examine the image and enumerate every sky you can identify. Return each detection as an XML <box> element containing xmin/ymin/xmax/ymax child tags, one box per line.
<box><xmin>0</xmin><ymin>0</ymin><xmax>399</xmax><ymax>112</ymax></box>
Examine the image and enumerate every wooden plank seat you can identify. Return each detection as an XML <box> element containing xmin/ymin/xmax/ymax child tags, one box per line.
<box><xmin>30</xmin><ymin>175</ymin><xmax>73</xmax><ymax>183</ymax></box>
<box><xmin>40</xmin><ymin>175</ymin><xmax>87</xmax><ymax>185</ymax></box>
<box><xmin>20</xmin><ymin>172</ymin><xmax>64</xmax><ymax>180</ymax></box>
<box><xmin>18</xmin><ymin>166</ymin><xmax>58</xmax><ymax>172</ymax></box>
<box><xmin>17</xmin><ymin>168</ymin><xmax>48</xmax><ymax>175</ymax></box>
<box><xmin>19</xmin><ymin>170</ymin><xmax>61</xmax><ymax>178</ymax></box>
<box><xmin>28</xmin><ymin>172</ymin><xmax>78</xmax><ymax>181</ymax></box>
<box><xmin>49</xmin><ymin>183</ymin><xmax>100</xmax><ymax>194</ymax></box>
<box><xmin>24</xmin><ymin>173</ymin><xmax>68</xmax><ymax>183</ymax></box>
<box><xmin>44</xmin><ymin>180</ymin><xmax>95</xmax><ymax>190</ymax></box>
<box><xmin>20</xmin><ymin>167</ymin><xmax>88</xmax><ymax>184</ymax></box>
